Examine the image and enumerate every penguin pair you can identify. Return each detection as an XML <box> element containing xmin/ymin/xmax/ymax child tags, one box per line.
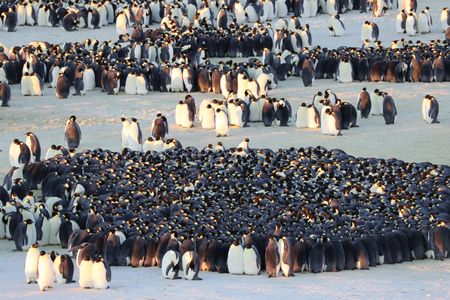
<box><xmin>79</xmin><ymin>256</ymin><xmax>111</xmax><ymax>289</ymax></box>
<box><xmin>122</xmin><ymin>117</ymin><xmax>143</xmax><ymax>152</ymax></box>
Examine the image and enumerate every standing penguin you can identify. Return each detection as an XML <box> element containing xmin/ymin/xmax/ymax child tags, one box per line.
<box><xmin>64</xmin><ymin>116</ymin><xmax>81</xmax><ymax>149</ymax></box>
<box><xmin>9</xmin><ymin>139</ymin><xmax>30</xmax><ymax>168</ymax></box>
<box><xmin>215</xmin><ymin>108</ymin><xmax>229</xmax><ymax>137</ymax></box>
<box><xmin>128</xmin><ymin>118</ymin><xmax>143</xmax><ymax>152</ymax></box>
<box><xmin>265</xmin><ymin>236</ymin><xmax>280</xmax><ymax>278</ymax></box>
<box><xmin>227</xmin><ymin>239</ymin><xmax>244</xmax><ymax>275</ymax></box>
<box><xmin>25</xmin><ymin>132</ymin><xmax>41</xmax><ymax>163</ymax></box>
<box><xmin>262</xmin><ymin>98</ymin><xmax>275</xmax><ymax>126</ymax></box>
<box><xmin>175</xmin><ymin>101</ymin><xmax>193</xmax><ymax>128</ymax></box>
<box><xmin>441</xmin><ymin>7</ymin><xmax>450</xmax><ymax>32</ymax></box>
<box><xmin>302</xmin><ymin>58</ymin><xmax>315</xmax><ymax>87</ymax></box>
<box><xmin>329</xmin><ymin>14</ymin><xmax>345</xmax><ymax>36</ymax></box>
<box><xmin>406</xmin><ymin>12</ymin><xmax>417</xmax><ymax>36</ymax></box>
<box><xmin>79</xmin><ymin>257</ymin><xmax>94</xmax><ymax>288</ymax></box>
<box><xmin>309</xmin><ymin>238</ymin><xmax>326</xmax><ymax>273</ymax></box>
<box><xmin>422</xmin><ymin>95</ymin><xmax>439</xmax><ymax>124</ymax></box>
<box><xmin>56</xmin><ymin>70</ymin><xmax>71</xmax><ymax>99</ymax></box>
<box><xmin>56</xmin><ymin>254</ymin><xmax>75</xmax><ymax>284</ymax></box>
<box><xmin>242</xmin><ymin>234</ymin><xmax>261</xmax><ymax>275</ymax></box>
<box><xmin>396</xmin><ymin>10</ymin><xmax>407</xmax><ymax>33</ymax></box>
<box><xmin>73</xmin><ymin>69</ymin><xmax>85</xmax><ymax>96</ymax></box>
<box><xmin>3</xmin><ymin>8</ymin><xmax>18</xmax><ymax>32</ymax></box>
<box><xmin>296</xmin><ymin>103</ymin><xmax>308</xmax><ymax>128</ymax></box>
<box><xmin>24</xmin><ymin>243</ymin><xmax>40</xmax><ymax>283</ymax></box>
<box><xmin>382</xmin><ymin>94</ymin><xmax>397</xmax><ymax>125</ymax></box>
<box><xmin>0</xmin><ymin>82</ymin><xmax>11</xmax><ymax>107</ymax></box>
<box><xmin>357</xmin><ymin>87</ymin><xmax>371</xmax><ymax>118</ymax></box>
<box><xmin>306</xmin><ymin>104</ymin><xmax>320</xmax><ymax>128</ymax></box>
<box><xmin>37</xmin><ymin>251</ymin><xmax>55</xmax><ymax>291</ymax></box>
<box><xmin>278</xmin><ymin>236</ymin><xmax>295</xmax><ymax>277</ymax></box>
<box><xmin>151</xmin><ymin>114</ymin><xmax>169</xmax><ymax>140</ymax></box>
<box><xmin>116</xmin><ymin>11</ymin><xmax>129</xmax><ymax>35</ymax></box>
<box><xmin>92</xmin><ymin>257</ymin><xmax>111</xmax><ymax>289</ymax></box>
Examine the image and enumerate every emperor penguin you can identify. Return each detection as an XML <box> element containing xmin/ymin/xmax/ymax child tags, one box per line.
<box><xmin>227</xmin><ymin>239</ymin><xmax>244</xmax><ymax>275</ymax></box>
<box><xmin>329</xmin><ymin>14</ymin><xmax>345</xmax><ymax>37</ymax></box>
<box><xmin>296</xmin><ymin>103</ymin><xmax>308</xmax><ymax>128</ymax></box>
<box><xmin>372</xmin><ymin>0</ymin><xmax>386</xmax><ymax>17</ymax></box>
<box><xmin>29</xmin><ymin>73</ymin><xmax>43</xmax><ymax>96</ymax></box>
<box><xmin>56</xmin><ymin>70</ymin><xmax>71</xmax><ymax>99</ymax></box>
<box><xmin>170</xmin><ymin>65</ymin><xmax>184</xmax><ymax>92</ymax></box>
<box><xmin>441</xmin><ymin>7</ymin><xmax>450</xmax><ymax>32</ymax></box>
<box><xmin>396</xmin><ymin>10</ymin><xmax>407</xmax><ymax>33</ymax></box>
<box><xmin>24</xmin><ymin>244</ymin><xmax>40</xmax><ymax>283</ymax></box>
<box><xmin>265</xmin><ymin>236</ymin><xmax>280</xmax><ymax>278</ymax></box>
<box><xmin>242</xmin><ymin>234</ymin><xmax>261</xmax><ymax>275</ymax></box>
<box><xmin>37</xmin><ymin>251</ymin><xmax>55</xmax><ymax>291</ymax></box>
<box><xmin>73</xmin><ymin>69</ymin><xmax>85</xmax><ymax>96</ymax></box>
<box><xmin>357</xmin><ymin>88</ymin><xmax>371</xmax><ymax>118</ymax></box>
<box><xmin>322</xmin><ymin>108</ymin><xmax>342</xmax><ymax>136</ymax></box>
<box><xmin>83</xmin><ymin>66</ymin><xmax>96</xmax><ymax>91</ymax></box>
<box><xmin>162</xmin><ymin>250</ymin><xmax>181</xmax><ymax>279</ymax></box>
<box><xmin>62</xmin><ymin>13</ymin><xmax>78</xmax><ymax>31</ymax></box>
<box><xmin>151</xmin><ymin>114</ymin><xmax>169</xmax><ymax>140</ymax></box>
<box><xmin>418</xmin><ymin>9</ymin><xmax>431</xmax><ymax>34</ymax></box>
<box><xmin>92</xmin><ymin>257</ymin><xmax>111</xmax><ymax>289</ymax></box>
<box><xmin>125</xmin><ymin>71</ymin><xmax>137</xmax><ymax>95</ymax></box>
<box><xmin>406</xmin><ymin>12</ymin><xmax>417</xmax><ymax>36</ymax></box>
<box><xmin>181</xmin><ymin>250</ymin><xmax>202</xmax><ymax>280</ymax></box>
<box><xmin>9</xmin><ymin>139</ymin><xmax>30</xmax><ymax>168</ymax></box>
<box><xmin>306</xmin><ymin>104</ymin><xmax>320</xmax><ymax>128</ymax></box>
<box><xmin>116</xmin><ymin>11</ymin><xmax>130</xmax><ymax>35</ymax></box>
<box><xmin>361</xmin><ymin>21</ymin><xmax>379</xmax><ymax>43</ymax></box>
<box><xmin>215</xmin><ymin>108</ymin><xmax>229</xmax><ymax>137</ymax></box>
<box><xmin>21</xmin><ymin>73</ymin><xmax>32</xmax><ymax>96</ymax></box>
<box><xmin>422</xmin><ymin>95</ymin><xmax>439</xmax><ymax>124</ymax></box>
<box><xmin>262</xmin><ymin>98</ymin><xmax>275</xmax><ymax>127</ymax></box>
<box><xmin>25</xmin><ymin>132</ymin><xmax>41</xmax><ymax>163</ymax></box>
<box><xmin>3</xmin><ymin>8</ymin><xmax>18</xmax><ymax>32</ymax></box>
<box><xmin>37</xmin><ymin>5</ymin><xmax>49</xmax><ymax>27</ymax></box>
<box><xmin>53</xmin><ymin>253</ymin><xmax>75</xmax><ymax>284</ymax></box>
<box><xmin>121</xmin><ymin>117</ymin><xmax>131</xmax><ymax>149</ymax></box>
<box><xmin>25</xmin><ymin>1</ymin><xmax>36</xmax><ymax>26</ymax></box>
<box><xmin>135</xmin><ymin>73</ymin><xmax>148</xmax><ymax>95</ymax></box>
<box><xmin>0</xmin><ymin>81</ymin><xmax>11</xmax><ymax>107</ymax></box>
<box><xmin>382</xmin><ymin>94</ymin><xmax>397</xmax><ymax>125</ymax></box>
<box><xmin>128</xmin><ymin>118</ymin><xmax>143</xmax><ymax>152</ymax></box>
<box><xmin>278</xmin><ymin>236</ymin><xmax>295</xmax><ymax>277</ymax></box>
<box><xmin>79</xmin><ymin>257</ymin><xmax>94</xmax><ymax>288</ymax></box>
<box><xmin>64</xmin><ymin>115</ymin><xmax>81</xmax><ymax>149</ymax></box>
<box><xmin>202</xmin><ymin>104</ymin><xmax>216</xmax><ymax>129</ymax></box>
<box><xmin>175</xmin><ymin>101</ymin><xmax>193</xmax><ymax>128</ymax></box>
<box><xmin>337</xmin><ymin>58</ymin><xmax>353</xmax><ymax>83</ymax></box>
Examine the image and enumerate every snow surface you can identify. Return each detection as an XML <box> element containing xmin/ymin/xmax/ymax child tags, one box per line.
<box><xmin>0</xmin><ymin>0</ymin><xmax>450</xmax><ymax>299</ymax></box>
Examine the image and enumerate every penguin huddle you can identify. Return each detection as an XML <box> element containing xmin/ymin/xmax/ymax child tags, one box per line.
<box><xmin>24</xmin><ymin>243</ymin><xmax>111</xmax><ymax>291</ymax></box>
<box><xmin>2</xmin><ymin>142</ymin><xmax>449</xmax><ymax>281</ymax></box>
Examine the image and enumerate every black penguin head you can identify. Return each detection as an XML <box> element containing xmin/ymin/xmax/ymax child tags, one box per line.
<box><xmin>70</xmin><ymin>115</ymin><xmax>76</xmax><ymax>122</ymax></box>
<box><xmin>40</xmin><ymin>251</ymin><xmax>46</xmax><ymax>256</ymax></box>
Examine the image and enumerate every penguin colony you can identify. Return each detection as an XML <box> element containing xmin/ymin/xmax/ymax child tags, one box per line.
<box><xmin>0</xmin><ymin>2</ymin><xmax>450</xmax><ymax>106</ymax></box>
<box><xmin>0</xmin><ymin>0</ymin><xmax>449</xmax><ymax>292</ymax></box>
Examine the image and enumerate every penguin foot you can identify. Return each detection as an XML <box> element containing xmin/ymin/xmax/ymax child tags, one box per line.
<box><xmin>192</xmin><ymin>277</ymin><xmax>202</xmax><ymax>280</ymax></box>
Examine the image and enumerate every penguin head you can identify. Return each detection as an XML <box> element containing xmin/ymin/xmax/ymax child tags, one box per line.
<box><xmin>40</xmin><ymin>251</ymin><xmax>46</xmax><ymax>256</ymax></box>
